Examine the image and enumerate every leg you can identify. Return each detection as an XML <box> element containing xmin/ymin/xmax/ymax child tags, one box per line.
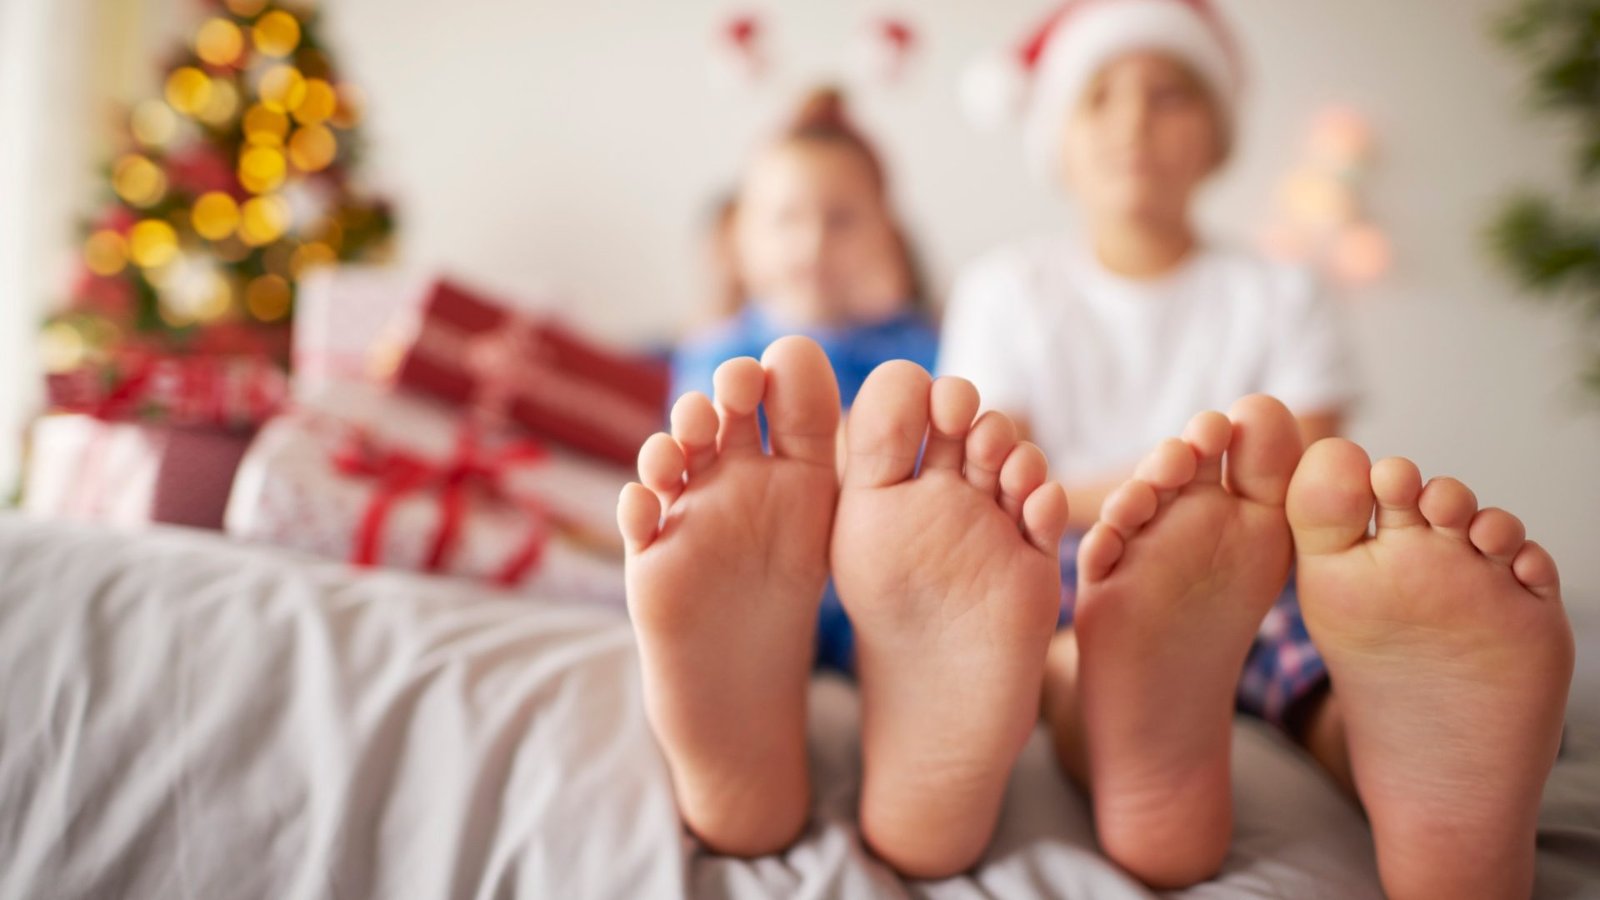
<box><xmin>620</xmin><ymin>336</ymin><xmax>841</xmax><ymax>856</ymax></box>
<box><xmin>831</xmin><ymin>366</ymin><xmax>1068</xmax><ymax>878</ymax></box>
<box><xmin>1072</xmin><ymin>395</ymin><xmax>1303</xmax><ymax>888</ymax></box>
<box><xmin>1287</xmin><ymin>440</ymin><xmax>1574</xmax><ymax>900</ymax></box>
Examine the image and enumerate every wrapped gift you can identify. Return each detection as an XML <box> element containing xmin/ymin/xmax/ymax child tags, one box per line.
<box><xmin>224</xmin><ymin>382</ymin><xmax>628</xmax><ymax>606</ymax></box>
<box><xmin>47</xmin><ymin>350</ymin><xmax>287</xmax><ymax>431</ymax></box>
<box><xmin>22</xmin><ymin>414</ymin><xmax>253</xmax><ymax>530</ymax></box>
<box><xmin>290</xmin><ymin>266</ymin><xmax>433</xmax><ymax>401</ymax></box>
<box><xmin>395</xmin><ymin>280</ymin><xmax>669</xmax><ymax>465</ymax></box>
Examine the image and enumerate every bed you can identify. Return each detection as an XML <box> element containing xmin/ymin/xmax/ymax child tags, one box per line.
<box><xmin>2</xmin><ymin>512</ymin><xmax>1597</xmax><ymax>899</ymax></box>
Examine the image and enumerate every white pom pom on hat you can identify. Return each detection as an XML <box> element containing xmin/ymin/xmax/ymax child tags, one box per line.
<box><xmin>961</xmin><ymin>0</ymin><xmax>1245</xmax><ymax>181</ymax></box>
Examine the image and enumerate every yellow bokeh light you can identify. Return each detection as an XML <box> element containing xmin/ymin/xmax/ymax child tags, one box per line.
<box><xmin>238</xmin><ymin>145</ymin><xmax>287</xmax><ymax>194</ymax></box>
<box><xmin>288</xmin><ymin>125</ymin><xmax>337</xmax><ymax>172</ymax></box>
<box><xmin>290</xmin><ymin>241</ymin><xmax>337</xmax><ymax>277</ymax></box>
<box><xmin>245</xmin><ymin>274</ymin><xmax>293</xmax><ymax>321</ymax></box>
<box><xmin>258</xmin><ymin>65</ymin><xmax>308</xmax><ymax>114</ymax></box>
<box><xmin>112</xmin><ymin>154</ymin><xmax>167</xmax><ymax>207</ymax></box>
<box><xmin>129</xmin><ymin>219</ymin><xmax>180</xmax><ymax>268</ymax></box>
<box><xmin>130</xmin><ymin>99</ymin><xmax>178</xmax><ymax>148</ymax></box>
<box><xmin>192</xmin><ymin>191</ymin><xmax>241</xmax><ymax>241</ymax></box>
<box><xmin>40</xmin><ymin>322</ymin><xmax>88</xmax><ymax>374</ymax></box>
<box><xmin>224</xmin><ymin>0</ymin><xmax>269</xmax><ymax>18</ymax></box>
<box><xmin>242</xmin><ymin>104</ymin><xmax>290</xmax><ymax>146</ymax></box>
<box><xmin>195</xmin><ymin>18</ymin><xmax>244</xmax><ymax>66</ymax></box>
<box><xmin>194</xmin><ymin>273</ymin><xmax>234</xmax><ymax>322</ymax></box>
<box><xmin>252</xmin><ymin>11</ymin><xmax>302</xmax><ymax>58</ymax></box>
<box><xmin>165</xmin><ymin>66</ymin><xmax>213</xmax><ymax>116</ymax></box>
<box><xmin>330</xmin><ymin>83</ymin><xmax>365</xmax><ymax>129</ymax></box>
<box><xmin>197</xmin><ymin>77</ymin><xmax>241</xmax><ymax>126</ymax></box>
<box><xmin>83</xmin><ymin>230</ymin><xmax>129</xmax><ymax>276</ymax></box>
<box><xmin>239</xmin><ymin>195</ymin><xmax>292</xmax><ymax>246</ymax></box>
<box><xmin>292</xmin><ymin>78</ymin><xmax>337</xmax><ymax>125</ymax></box>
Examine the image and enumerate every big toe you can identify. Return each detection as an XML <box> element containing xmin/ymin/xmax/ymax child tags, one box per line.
<box><xmin>1224</xmin><ymin>394</ymin><xmax>1303</xmax><ymax>506</ymax></box>
<box><xmin>844</xmin><ymin>360</ymin><xmax>932</xmax><ymax>488</ymax></box>
<box><xmin>1287</xmin><ymin>437</ymin><xmax>1374</xmax><ymax>556</ymax></box>
<box><xmin>760</xmin><ymin>335</ymin><xmax>842</xmax><ymax>466</ymax></box>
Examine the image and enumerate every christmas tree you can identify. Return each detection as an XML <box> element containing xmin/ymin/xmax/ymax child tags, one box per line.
<box><xmin>1487</xmin><ymin>0</ymin><xmax>1600</xmax><ymax>396</ymax></box>
<box><xmin>39</xmin><ymin>0</ymin><xmax>394</xmax><ymax>425</ymax></box>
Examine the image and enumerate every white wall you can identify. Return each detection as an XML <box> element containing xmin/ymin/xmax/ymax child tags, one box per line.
<box><xmin>6</xmin><ymin>0</ymin><xmax>1598</xmax><ymax>599</ymax></box>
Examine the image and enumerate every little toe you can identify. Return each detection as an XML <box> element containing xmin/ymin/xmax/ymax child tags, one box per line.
<box><xmin>921</xmin><ymin>376</ymin><xmax>980</xmax><ymax>473</ymax></box>
<box><xmin>760</xmin><ymin>336</ymin><xmax>842</xmax><ymax>467</ymax></box>
<box><xmin>1418</xmin><ymin>476</ymin><xmax>1478</xmax><ymax>539</ymax></box>
<box><xmin>1511</xmin><ymin>541</ymin><xmax>1563</xmax><ymax>600</ymax></box>
<box><xmin>1371</xmin><ymin>457</ymin><xmax>1426</xmax><ymax>532</ymax></box>
<box><xmin>844</xmin><ymin>360</ymin><xmax>933</xmax><ymax>489</ymax></box>
<box><xmin>1223</xmin><ymin>394</ymin><xmax>1303</xmax><ymax>507</ymax></box>
<box><xmin>617</xmin><ymin>482</ymin><xmax>663</xmax><ymax>554</ymax></box>
<box><xmin>964</xmin><ymin>411</ymin><xmax>1018</xmax><ymax>497</ymax></box>
<box><xmin>670</xmin><ymin>392</ymin><xmax>719</xmax><ymax>474</ymax></box>
<box><xmin>713</xmin><ymin>357</ymin><xmax>767</xmax><ymax>454</ymax></box>
<box><xmin>1100</xmin><ymin>479</ymin><xmax>1160</xmax><ymax>535</ymax></box>
<box><xmin>1021</xmin><ymin>482</ymin><xmax>1071</xmax><ymax>556</ymax></box>
<box><xmin>1286</xmin><ymin>438</ymin><xmax>1375</xmax><ymax>556</ymax></box>
<box><xmin>637</xmin><ymin>432</ymin><xmax>687</xmax><ymax>509</ymax></box>
<box><xmin>1078</xmin><ymin>522</ymin><xmax>1126</xmax><ymax>585</ymax></box>
<box><xmin>1468</xmin><ymin>507</ymin><xmax>1527</xmax><ymax>566</ymax></box>
<box><xmin>1181</xmin><ymin>410</ymin><xmax>1231</xmax><ymax>484</ymax></box>
<box><xmin>999</xmin><ymin>441</ymin><xmax>1050</xmax><ymax>522</ymax></box>
<box><xmin>1133</xmin><ymin>438</ymin><xmax>1198</xmax><ymax>494</ymax></box>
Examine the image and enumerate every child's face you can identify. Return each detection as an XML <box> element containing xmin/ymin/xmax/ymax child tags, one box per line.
<box><xmin>1059</xmin><ymin>52</ymin><xmax>1225</xmax><ymax>228</ymax></box>
<box><xmin>735</xmin><ymin>142</ymin><xmax>907</xmax><ymax>326</ymax></box>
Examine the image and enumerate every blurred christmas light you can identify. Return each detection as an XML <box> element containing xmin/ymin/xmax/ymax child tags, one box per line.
<box><xmin>252</xmin><ymin>11</ymin><xmax>302</xmax><ymax>59</ymax></box>
<box><xmin>83</xmin><ymin>230</ymin><xmax>129</xmax><ymax>277</ymax></box>
<box><xmin>330</xmin><ymin>84</ymin><xmax>365</xmax><ymax>128</ymax></box>
<box><xmin>290</xmin><ymin>241</ymin><xmax>336</xmax><ymax>277</ymax></box>
<box><xmin>196</xmin><ymin>18</ymin><xmax>245</xmax><ymax>67</ymax></box>
<box><xmin>130</xmin><ymin>99</ymin><xmax>179</xmax><ymax>148</ymax></box>
<box><xmin>292</xmin><ymin>78</ymin><xmax>338</xmax><ymax>125</ymax></box>
<box><xmin>1308</xmin><ymin>106</ymin><xmax>1373</xmax><ymax>170</ymax></box>
<box><xmin>165</xmin><ymin>66</ymin><xmax>213</xmax><ymax>116</ymax></box>
<box><xmin>243</xmin><ymin>103</ymin><xmax>289</xmax><ymax>146</ymax></box>
<box><xmin>258</xmin><ymin>65</ymin><xmax>307</xmax><ymax>114</ymax></box>
<box><xmin>224</xmin><ymin>0</ymin><xmax>270</xmax><ymax>18</ymax></box>
<box><xmin>288</xmin><ymin>125</ymin><xmax>337</xmax><ymax>172</ymax></box>
<box><xmin>197</xmin><ymin>77</ymin><xmax>242</xmax><ymax>126</ymax></box>
<box><xmin>39</xmin><ymin>322</ymin><xmax>88</xmax><ymax>374</ymax></box>
<box><xmin>192</xmin><ymin>191</ymin><xmax>241</xmax><ymax>240</ymax></box>
<box><xmin>245</xmin><ymin>274</ymin><xmax>293</xmax><ymax>321</ymax></box>
<box><xmin>1330</xmin><ymin>224</ymin><xmax>1393</xmax><ymax>285</ymax></box>
<box><xmin>239</xmin><ymin>145</ymin><xmax>287</xmax><ymax>193</ymax></box>
<box><xmin>1280</xmin><ymin>169</ymin><xmax>1355</xmax><ymax>229</ymax></box>
<box><xmin>129</xmin><ymin>219</ymin><xmax>180</xmax><ymax>268</ymax></box>
<box><xmin>261</xmin><ymin>240</ymin><xmax>297</xmax><ymax>277</ymax></box>
<box><xmin>113</xmin><ymin>154</ymin><xmax>168</xmax><ymax>207</ymax></box>
<box><xmin>238</xmin><ymin>195</ymin><xmax>292</xmax><ymax>246</ymax></box>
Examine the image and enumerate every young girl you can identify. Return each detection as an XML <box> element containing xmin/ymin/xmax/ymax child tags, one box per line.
<box><xmin>673</xmin><ymin>86</ymin><xmax>938</xmax><ymax>672</ymax></box>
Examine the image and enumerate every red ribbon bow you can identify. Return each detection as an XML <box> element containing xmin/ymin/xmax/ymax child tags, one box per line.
<box><xmin>331</xmin><ymin>424</ymin><xmax>555</xmax><ymax>586</ymax></box>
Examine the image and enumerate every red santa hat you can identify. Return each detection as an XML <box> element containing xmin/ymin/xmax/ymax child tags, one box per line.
<box><xmin>961</xmin><ymin>0</ymin><xmax>1244</xmax><ymax>180</ymax></box>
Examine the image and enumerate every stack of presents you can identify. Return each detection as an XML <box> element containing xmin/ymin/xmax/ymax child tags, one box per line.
<box><xmin>22</xmin><ymin>272</ymin><xmax>670</xmax><ymax>607</ymax></box>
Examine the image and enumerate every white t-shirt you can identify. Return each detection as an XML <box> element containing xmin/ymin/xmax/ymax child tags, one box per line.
<box><xmin>937</xmin><ymin>235</ymin><xmax>1358</xmax><ymax>481</ymax></box>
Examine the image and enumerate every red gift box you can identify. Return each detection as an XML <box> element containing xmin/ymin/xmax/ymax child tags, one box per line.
<box><xmin>47</xmin><ymin>350</ymin><xmax>287</xmax><ymax>431</ymax></box>
<box><xmin>394</xmin><ymin>280</ymin><xmax>668</xmax><ymax>464</ymax></box>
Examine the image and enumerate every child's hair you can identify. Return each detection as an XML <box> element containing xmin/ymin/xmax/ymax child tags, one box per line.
<box><xmin>754</xmin><ymin>85</ymin><xmax>931</xmax><ymax>315</ymax></box>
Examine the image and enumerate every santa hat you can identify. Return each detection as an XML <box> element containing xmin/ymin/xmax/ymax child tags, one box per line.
<box><xmin>961</xmin><ymin>0</ymin><xmax>1244</xmax><ymax>180</ymax></box>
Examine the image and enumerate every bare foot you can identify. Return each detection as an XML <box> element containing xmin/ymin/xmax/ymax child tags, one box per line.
<box><xmin>831</xmin><ymin>362</ymin><xmax>1069</xmax><ymax>878</ymax></box>
<box><xmin>619</xmin><ymin>336</ymin><xmax>841</xmax><ymax>856</ymax></box>
<box><xmin>1287</xmin><ymin>439</ymin><xmax>1574</xmax><ymax>900</ymax></box>
<box><xmin>1072</xmin><ymin>395</ymin><xmax>1303</xmax><ymax>888</ymax></box>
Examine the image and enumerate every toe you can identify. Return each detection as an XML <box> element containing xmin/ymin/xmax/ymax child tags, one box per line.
<box><xmin>760</xmin><ymin>336</ymin><xmax>842</xmax><ymax>467</ymax></box>
<box><xmin>617</xmin><ymin>482</ymin><xmax>663</xmax><ymax>554</ymax></box>
<box><xmin>921</xmin><ymin>376</ymin><xmax>980</xmax><ymax>472</ymax></box>
<box><xmin>713</xmin><ymin>357</ymin><xmax>767</xmax><ymax>454</ymax></box>
<box><xmin>1371</xmin><ymin>457</ymin><xmax>1426</xmax><ymax>531</ymax></box>
<box><xmin>1181</xmin><ymin>410</ymin><xmax>1231</xmax><ymax>483</ymax></box>
<box><xmin>843</xmin><ymin>360</ymin><xmax>932</xmax><ymax>489</ymax></box>
<box><xmin>1078</xmin><ymin>522</ymin><xmax>1126</xmax><ymax>584</ymax></box>
<box><xmin>1511</xmin><ymin>540</ymin><xmax>1563</xmax><ymax>600</ymax></box>
<box><xmin>964</xmin><ymin>410</ymin><xmax>1018</xmax><ymax>496</ymax></box>
<box><xmin>1021</xmin><ymin>482</ymin><xmax>1071</xmax><ymax>555</ymax></box>
<box><xmin>1223</xmin><ymin>394</ymin><xmax>1303</xmax><ymax>506</ymax></box>
<box><xmin>1468</xmin><ymin>507</ymin><xmax>1527</xmax><ymax>566</ymax></box>
<box><xmin>1286</xmin><ymin>437</ymin><xmax>1374</xmax><ymax>556</ymax></box>
<box><xmin>670</xmin><ymin>392</ymin><xmax>719</xmax><ymax>474</ymax></box>
<box><xmin>637</xmin><ymin>432</ymin><xmax>687</xmax><ymax>509</ymax></box>
<box><xmin>1133</xmin><ymin>438</ymin><xmax>1197</xmax><ymax>494</ymax></box>
<box><xmin>999</xmin><ymin>441</ymin><xmax>1049</xmax><ymax>522</ymax></box>
<box><xmin>1418</xmin><ymin>476</ymin><xmax>1478</xmax><ymax>539</ymax></box>
<box><xmin>1100</xmin><ymin>479</ymin><xmax>1159</xmax><ymax>535</ymax></box>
